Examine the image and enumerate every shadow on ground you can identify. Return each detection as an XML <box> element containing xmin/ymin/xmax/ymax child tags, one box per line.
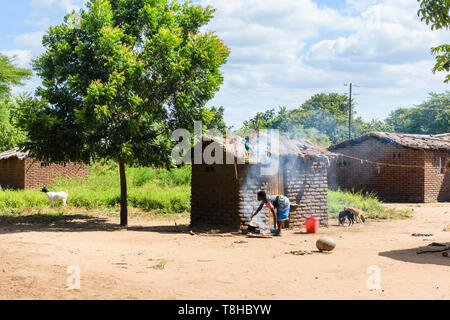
<box><xmin>0</xmin><ymin>214</ymin><xmax>191</xmax><ymax>235</ymax></box>
<box><xmin>379</xmin><ymin>243</ymin><xmax>450</xmax><ymax>267</ymax></box>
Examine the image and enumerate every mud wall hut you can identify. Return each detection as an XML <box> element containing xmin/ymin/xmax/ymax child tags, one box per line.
<box><xmin>328</xmin><ymin>132</ymin><xmax>450</xmax><ymax>203</ymax></box>
<box><xmin>189</xmin><ymin>135</ymin><xmax>330</xmax><ymax>231</ymax></box>
<box><xmin>0</xmin><ymin>148</ymin><xmax>89</xmax><ymax>190</ymax></box>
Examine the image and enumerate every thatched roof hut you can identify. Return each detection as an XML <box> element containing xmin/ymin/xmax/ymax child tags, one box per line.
<box><xmin>189</xmin><ymin>134</ymin><xmax>331</xmax><ymax>231</ymax></box>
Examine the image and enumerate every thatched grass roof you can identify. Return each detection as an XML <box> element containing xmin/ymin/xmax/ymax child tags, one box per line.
<box><xmin>329</xmin><ymin>132</ymin><xmax>450</xmax><ymax>152</ymax></box>
<box><xmin>187</xmin><ymin>133</ymin><xmax>333</xmax><ymax>164</ymax></box>
<box><xmin>0</xmin><ymin>148</ymin><xmax>29</xmax><ymax>161</ymax></box>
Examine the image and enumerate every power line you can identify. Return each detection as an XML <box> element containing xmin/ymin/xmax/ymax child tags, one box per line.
<box><xmin>335</xmin><ymin>153</ymin><xmax>425</xmax><ymax>169</ymax></box>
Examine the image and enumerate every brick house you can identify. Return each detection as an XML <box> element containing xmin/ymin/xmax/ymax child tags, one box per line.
<box><xmin>189</xmin><ymin>135</ymin><xmax>331</xmax><ymax>231</ymax></box>
<box><xmin>0</xmin><ymin>148</ymin><xmax>89</xmax><ymax>190</ymax></box>
<box><xmin>328</xmin><ymin>132</ymin><xmax>450</xmax><ymax>203</ymax></box>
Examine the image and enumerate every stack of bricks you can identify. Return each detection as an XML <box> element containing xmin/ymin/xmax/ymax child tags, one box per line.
<box><xmin>283</xmin><ymin>155</ymin><xmax>329</xmax><ymax>227</ymax></box>
<box><xmin>329</xmin><ymin>137</ymin><xmax>449</xmax><ymax>203</ymax></box>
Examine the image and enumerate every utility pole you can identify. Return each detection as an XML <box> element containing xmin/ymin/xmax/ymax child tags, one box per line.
<box><xmin>348</xmin><ymin>83</ymin><xmax>352</xmax><ymax>140</ymax></box>
<box><xmin>344</xmin><ymin>83</ymin><xmax>359</xmax><ymax>140</ymax></box>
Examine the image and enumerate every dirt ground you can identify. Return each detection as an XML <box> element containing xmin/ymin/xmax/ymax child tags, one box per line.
<box><xmin>0</xmin><ymin>203</ymin><xmax>449</xmax><ymax>300</ymax></box>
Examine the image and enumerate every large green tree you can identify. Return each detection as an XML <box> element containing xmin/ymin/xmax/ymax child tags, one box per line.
<box><xmin>385</xmin><ymin>91</ymin><xmax>449</xmax><ymax>134</ymax></box>
<box><xmin>417</xmin><ymin>0</ymin><xmax>450</xmax><ymax>83</ymax></box>
<box><xmin>16</xmin><ymin>0</ymin><xmax>229</xmax><ymax>226</ymax></box>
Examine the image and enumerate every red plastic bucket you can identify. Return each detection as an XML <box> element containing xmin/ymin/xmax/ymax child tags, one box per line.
<box><xmin>305</xmin><ymin>216</ymin><xmax>319</xmax><ymax>233</ymax></box>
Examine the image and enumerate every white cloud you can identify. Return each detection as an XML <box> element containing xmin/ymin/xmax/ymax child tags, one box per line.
<box><xmin>10</xmin><ymin>0</ymin><xmax>447</xmax><ymax>126</ymax></box>
<box><xmin>30</xmin><ymin>0</ymin><xmax>84</xmax><ymax>12</ymax></box>
<box><xmin>197</xmin><ymin>0</ymin><xmax>449</xmax><ymax>126</ymax></box>
<box><xmin>14</xmin><ymin>30</ymin><xmax>46</xmax><ymax>51</ymax></box>
<box><xmin>59</xmin><ymin>0</ymin><xmax>84</xmax><ymax>12</ymax></box>
<box><xmin>30</xmin><ymin>0</ymin><xmax>55</xmax><ymax>8</ymax></box>
<box><xmin>304</xmin><ymin>1</ymin><xmax>448</xmax><ymax>80</ymax></box>
<box><xmin>23</xmin><ymin>16</ymin><xmax>51</xmax><ymax>28</ymax></box>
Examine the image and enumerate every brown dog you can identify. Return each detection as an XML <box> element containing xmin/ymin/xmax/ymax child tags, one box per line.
<box><xmin>344</xmin><ymin>207</ymin><xmax>366</xmax><ymax>223</ymax></box>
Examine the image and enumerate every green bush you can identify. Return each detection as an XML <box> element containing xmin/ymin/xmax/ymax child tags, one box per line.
<box><xmin>132</xmin><ymin>167</ymin><xmax>157</xmax><ymax>187</ymax></box>
<box><xmin>328</xmin><ymin>189</ymin><xmax>413</xmax><ymax>219</ymax></box>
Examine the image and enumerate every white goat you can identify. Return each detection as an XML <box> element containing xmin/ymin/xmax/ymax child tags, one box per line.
<box><xmin>41</xmin><ymin>186</ymin><xmax>68</xmax><ymax>207</ymax></box>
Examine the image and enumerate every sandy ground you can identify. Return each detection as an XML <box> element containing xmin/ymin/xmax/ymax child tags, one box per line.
<box><xmin>0</xmin><ymin>203</ymin><xmax>449</xmax><ymax>300</ymax></box>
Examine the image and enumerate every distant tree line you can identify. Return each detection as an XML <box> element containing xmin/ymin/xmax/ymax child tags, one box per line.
<box><xmin>238</xmin><ymin>91</ymin><xmax>449</xmax><ymax>146</ymax></box>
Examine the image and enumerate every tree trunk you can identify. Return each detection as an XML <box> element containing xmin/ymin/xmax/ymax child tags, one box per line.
<box><xmin>119</xmin><ymin>159</ymin><xmax>128</xmax><ymax>227</ymax></box>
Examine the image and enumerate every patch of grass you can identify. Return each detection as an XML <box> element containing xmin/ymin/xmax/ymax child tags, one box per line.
<box><xmin>0</xmin><ymin>164</ymin><xmax>192</xmax><ymax>217</ymax></box>
<box><xmin>1</xmin><ymin>165</ymin><xmax>413</xmax><ymax>222</ymax></box>
<box><xmin>328</xmin><ymin>189</ymin><xmax>414</xmax><ymax>219</ymax></box>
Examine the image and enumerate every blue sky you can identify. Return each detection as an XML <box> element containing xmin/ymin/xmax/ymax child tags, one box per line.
<box><xmin>1</xmin><ymin>0</ymin><xmax>449</xmax><ymax>128</ymax></box>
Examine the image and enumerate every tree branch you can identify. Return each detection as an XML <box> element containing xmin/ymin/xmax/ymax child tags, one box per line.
<box><xmin>134</xmin><ymin>67</ymin><xmax>200</xmax><ymax>118</ymax></box>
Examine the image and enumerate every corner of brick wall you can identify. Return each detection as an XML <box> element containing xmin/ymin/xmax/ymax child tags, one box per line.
<box><xmin>424</xmin><ymin>150</ymin><xmax>450</xmax><ymax>202</ymax></box>
<box><xmin>23</xmin><ymin>158</ymin><xmax>89</xmax><ymax>189</ymax></box>
<box><xmin>0</xmin><ymin>158</ymin><xmax>25</xmax><ymax>189</ymax></box>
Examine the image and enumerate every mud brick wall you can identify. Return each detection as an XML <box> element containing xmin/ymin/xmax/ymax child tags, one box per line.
<box><xmin>191</xmin><ymin>163</ymin><xmax>242</xmax><ymax>229</ymax></box>
<box><xmin>191</xmin><ymin>155</ymin><xmax>329</xmax><ymax>231</ymax></box>
<box><xmin>23</xmin><ymin>158</ymin><xmax>89</xmax><ymax>189</ymax></box>
<box><xmin>424</xmin><ymin>150</ymin><xmax>450</xmax><ymax>202</ymax></box>
<box><xmin>237</xmin><ymin>163</ymin><xmax>276</xmax><ymax>231</ymax></box>
<box><xmin>191</xmin><ymin>162</ymin><xmax>274</xmax><ymax>230</ymax></box>
<box><xmin>329</xmin><ymin>137</ymin><xmax>426</xmax><ymax>202</ymax></box>
<box><xmin>0</xmin><ymin>158</ymin><xmax>25</xmax><ymax>189</ymax></box>
<box><xmin>283</xmin><ymin>155</ymin><xmax>328</xmax><ymax>227</ymax></box>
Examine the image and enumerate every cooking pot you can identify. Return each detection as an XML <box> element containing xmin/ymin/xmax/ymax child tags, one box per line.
<box><xmin>247</xmin><ymin>221</ymin><xmax>260</xmax><ymax>233</ymax></box>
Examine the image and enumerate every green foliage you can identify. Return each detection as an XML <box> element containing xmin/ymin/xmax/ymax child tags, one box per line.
<box><xmin>16</xmin><ymin>0</ymin><xmax>229</xmax><ymax>166</ymax></box>
<box><xmin>0</xmin><ymin>54</ymin><xmax>32</xmax><ymax>98</ymax></box>
<box><xmin>132</xmin><ymin>167</ymin><xmax>158</xmax><ymax>187</ymax></box>
<box><xmin>241</xmin><ymin>90</ymin><xmax>447</xmax><ymax>146</ymax></box>
<box><xmin>241</xmin><ymin>93</ymin><xmax>386</xmax><ymax>145</ymax></box>
<box><xmin>0</xmin><ymin>54</ymin><xmax>31</xmax><ymax>152</ymax></box>
<box><xmin>431</xmin><ymin>44</ymin><xmax>450</xmax><ymax>83</ymax></box>
<box><xmin>281</xmin><ymin>127</ymin><xmax>331</xmax><ymax>146</ymax></box>
<box><xmin>417</xmin><ymin>0</ymin><xmax>449</xmax><ymax>82</ymax></box>
<box><xmin>241</xmin><ymin>106</ymin><xmax>332</xmax><ymax>145</ymax></box>
<box><xmin>385</xmin><ymin>91</ymin><xmax>449</xmax><ymax>134</ymax></box>
<box><xmin>202</xmin><ymin>106</ymin><xmax>227</xmax><ymax>134</ymax></box>
<box><xmin>131</xmin><ymin>165</ymin><xmax>191</xmax><ymax>187</ymax></box>
<box><xmin>0</xmin><ymin>165</ymin><xmax>191</xmax><ymax>215</ymax></box>
<box><xmin>417</xmin><ymin>0</ymin><xmax>449</xmax><ymax>30</ymax></box>
<box><xmin>328</xmin><ymin>189</ymin><xmax>414</xmax><ymax>220</ymax></box>
<box><xmin>0</xmin><ymin>98</ymin><xmax>27</xmax><ymax>152</ymax></box>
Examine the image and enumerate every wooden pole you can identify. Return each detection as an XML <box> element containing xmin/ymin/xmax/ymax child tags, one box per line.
<box><xmin>348</xmin><ymin>82</ymin><xmax>352</xmax><ymax>140</ymax></box>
